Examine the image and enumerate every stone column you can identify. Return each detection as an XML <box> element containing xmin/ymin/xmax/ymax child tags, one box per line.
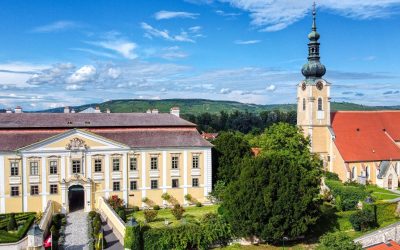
<box><xmin>61</xmin><ymin>182</ymin><xmax>67</xmax><ymax>213</ymax></box>
<box><xmin>41</xmin><ymin>157</ymin><xmax>47</xmax><ymax>211</ymax></box>
<box><xmin>22</xmin><ymin>156</ymin><xmax>28</xmax><ymax>212</ymax></box>
<box><xmin>183</xmin><ymin>150</ymin><xmax>188</xmax><ymax>205</ymax></box>
<box><xmin>84</xmin><ymin>182</ymin><xmax>92</xmax><ymax>212</ymax></box>
<box><xmin>105</xmin><ymin>154</ymin><xmax>110</xmax><ymax>198</ymax></box>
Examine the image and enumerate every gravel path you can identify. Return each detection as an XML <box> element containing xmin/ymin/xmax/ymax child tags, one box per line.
<box><xmin>64</xmin><ymin>210</ymin><xmax>89</xmax><ymax>250</ymax></box>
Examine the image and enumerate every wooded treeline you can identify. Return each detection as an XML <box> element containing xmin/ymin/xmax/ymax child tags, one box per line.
<box><xmin>183</xmin><ymin>110</ymin><xmax>297</xmax><ymax>134</ymax></box>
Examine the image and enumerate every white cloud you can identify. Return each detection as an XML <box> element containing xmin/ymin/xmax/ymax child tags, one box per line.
<box><xmin>234</xmin><ymin>40</ymin><xmax>261</xmax><ymax>45</ymax></box>
<box><xmin>107</xmin><ymin>68</ymin><xmax>121</xmax><ymax>79</ymax></box>
<box><xmin>31</xmin><ymin>21</ymin><xmax>79</xmax><ymax>33</ymax></box>
<box><xmin>141</xmin><ymin>22</ymin><xmax>198</xmax><ymax>43</ymax></box>
<box><xmin>154</xmin><ymin>11</ymin><xmax>199</xmax><ymax>20</ymax></box>
<box><xmin>88</xmin><ymin>40</ymin><xmax>138</xmax><ymax>59</ymax></box>
<box><xmin>70</xmin><ymin>48</ymin><xmax>117</xmax><ymax>59</ymax></box>
<box><xmin>220</xmin><ymin>88</ymin><xmax>231</xmax><ymax>94</ymax></box>
<box><xmin>67</xmin><ymin>65</ymin><xmax>96</xmax><ymax>84</ymax></box>
<box><xmin>210</xmin><ymin>0</ymin><xmax>400</xmax><ymax>31</ymax></box>
<box><xmin>65</xmin><ymin>84</ymin><xmax>84</xmax><ymax>91</ymax></box>
<box><xmin>266</xmin><ymin>84</ymin><xmax>276</xmax><ymax>91</ymax></box>
<box><xmin>215</xmin><ymin>10</ymin><xmax>241</xmax><ymax>17</ymax></box>
<box><xmin>160</xmin><ymin>46</ymin><xmax>188</xmax><ymax>60</ymax></box>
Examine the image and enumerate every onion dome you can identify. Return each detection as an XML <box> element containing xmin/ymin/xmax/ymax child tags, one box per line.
<box><xmin>302</xmin><ymin>3</ymin><xmax>326</xmax><ymax>79</ymax></box>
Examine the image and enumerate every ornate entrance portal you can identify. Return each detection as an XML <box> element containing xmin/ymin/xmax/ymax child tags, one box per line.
<box><xmin>68</xmin><ymin>185</ymin><xmax>85</xmax><ymax>212</ymax></box>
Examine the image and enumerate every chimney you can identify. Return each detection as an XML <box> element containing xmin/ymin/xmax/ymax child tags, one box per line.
<box><xmin>146</xmin><ymin>109</ymin><xmax>151</xmax><ymax>114</ymax></box>
<box><xmin>6</xmin><ymin>108</ymin><xmax>12</xmax><ymax>113</ymax></box>
<box><xmin>106</xmin><ymin>108</ymin><xmax>111</xmax><ymax>113</ymax></box>
<box><xmin>71</xmin><ymin>109</ymin><xmax>76</xmax><ymax>113</ymax></box>
<box><xmin>64</xmin><ymin>106</ymin><xmax>70</xmax><ymax>113</ymax></box>
<box><xmin>14</xmin><ymin>106</ymin><xmax>22</xmax><ymax>113</ymax></box>
<box><xmin>170</xmin><ymin>107</ymin><xmax>180</xmax><ymax>117</ymax></box>
<box><xmin>152</xmin><ymin>109</ymin><xmax>159</xmax><ymax>114</ymax></box>
<box><xmin>95</xmin><ymin>106</ymin><xmax>101</xmax><ymax>113</ymax></box>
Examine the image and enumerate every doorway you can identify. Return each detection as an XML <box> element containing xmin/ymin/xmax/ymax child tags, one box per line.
<box><xmin>68</xmin><ymin>185</ymin><xmax>84</xmax><ymax>212</ymax></box>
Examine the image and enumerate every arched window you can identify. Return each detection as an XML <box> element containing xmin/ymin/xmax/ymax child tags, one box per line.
<box><xmin>365</xmin><ymin>166</ymin><xmax>370</xmax><ymax>180</ymax></box>
<box><xmin>318</xmin><ymin>98</ymin><xmax>323</xmax><ymax>111</ymax></box>
<box><xmin>302</xmin><ymin>98</ymin><xmax>306</xmax><ymax>111</ymax></box>
<box><xmin>351</xmin><ymin>166</ymin><xmax>356</xmax><ymax>180</ymax></box>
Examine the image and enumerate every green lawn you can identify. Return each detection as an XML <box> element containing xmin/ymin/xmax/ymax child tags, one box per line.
<box><xmin>366</xmin><ymin>185</ymin><xmax>400</xmax><ymax>201</ymax></box>
<box><xmin>130</xmin><ymin>205</ymin><xmax>218</xmax><ymax>228</ymax></box>
<box><xmin>218</xmin><ymin>243</ymin><xmax>315</xmax><ymax>250</ymax></box>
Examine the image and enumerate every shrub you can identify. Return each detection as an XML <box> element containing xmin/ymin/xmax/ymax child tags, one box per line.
<box><xmin>144</xmin><ymin>210</ymin><xmax>158</xmax><ymax>223</ymax></box>
<box><xmin>317</xmin><ymin>232</ymin><xmax>362</xmax><ymax>250</ymax></box>
<box><xmin>107</xmin><ymin>195</ymin><xmax>125</xmax><ymax>210</ymax></box>
<box><xmin>184</xmin><ymin>194</ymin><xmax>192</xmax><ymax>202</ymax></box>
<box><xmin>349</xmin><ymin>209</ymin><xmax>377</xmax><ymax>231</ymax></box>
<box><xmin>124</xmin><ymin>225</ymin><xmax>142</xmax><ymax>250</ymax></box>
<box><xmin>132</xmin><ymin>206</ymin><xmax>140</xmax><ymax>212</ymax></box>
<box><xmin>171</xmin><ymin>204</ymin><xmax>185</xmax><ymax>220</ymax></box>
<box><xmin>161</xmin><ymin>193</ymin><xmax>171</xmax><ymax>201</ymax></box>
<box><xmin>88</xmin><ymin>211</ymin><xmax>97</xmax><ymax>219</ymax></box>
<box><xmin>142</xmin><ymin>197</ymin><xmax>149</xmax><ymax>203</ymax></box>
<box><xmin>7</xmin><ymin>213</ymin><xmax>17</xmax><ymax>231</ymax></box>
<box><xmin>153</xmin><ymin>205</ymin><xmax>160</xmax><ymax>210</ymax></box>
<box><xmin>324</xmin><ymin>171</ymin><xmax>340</xmax><ymax>181</ymax></box>
<box><xmin>118</xmin><ymin>210</ymin><xmax>127</xmax><ymax>222</ymax></box>
<box><xmin>61</xmin><ymin>217</ymin><xmax>67</xmax><ymax>226</ymax></box>
<box><xmin>195</xmin><ymin>202</ymin><xmax>202</xmax><ymax>207</ymax></box>
<box><xmin>326</xmin><ymin>180</ymin><xmax>368</xmax><ymax>211</ymax></box>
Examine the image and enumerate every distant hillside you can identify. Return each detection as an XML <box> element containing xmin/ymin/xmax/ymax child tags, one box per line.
<box><xmin>39</xmin><ymin>99</ymin><xmax>400</xmax><ymax>115</ymax></box>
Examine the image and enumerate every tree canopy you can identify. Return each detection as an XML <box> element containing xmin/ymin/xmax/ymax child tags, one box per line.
<box><xmin>220</xmin><ymin>123</ymin><xmax>323</xmax><ymax>242</ymax></box>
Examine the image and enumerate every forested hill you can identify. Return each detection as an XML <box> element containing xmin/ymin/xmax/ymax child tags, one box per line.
<box><xmin>39</xmin><ymin>99</ymin><xmax>399</xmax><ymax>115</ymax></box>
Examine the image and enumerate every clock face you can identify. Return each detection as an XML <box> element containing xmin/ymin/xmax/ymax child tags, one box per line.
<box><xmin>301</xmin><ymin>82</ymin><xmax>306</xmax><ymax>91</ymax></box>
<box><xmin>316</xmin><ymin>81</ymin><xmax>323</xmax><ymax>90</ymax></box>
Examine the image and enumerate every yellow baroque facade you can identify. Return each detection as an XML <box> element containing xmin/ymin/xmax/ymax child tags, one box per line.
<box><xmin>0</xmin><ymin>109</ymin><xmax>213</xmax><ymax>213</ymax></box>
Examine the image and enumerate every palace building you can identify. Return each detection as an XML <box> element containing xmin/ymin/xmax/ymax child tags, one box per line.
<box><xmin>0</xmin><ymin>107</ymin><xmax>213</xmax><ymax>213</ymax></box>
<box><xmin>297</xmin><ymin>6</ymin><xmax>400</xmax><ymax>189</ymax></box>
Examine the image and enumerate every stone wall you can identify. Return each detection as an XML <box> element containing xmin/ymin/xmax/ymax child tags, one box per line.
<box><xmin>354</xmin><ymin>221</ymin><xmax>400</xmax><ymax>248</ymax></box>
<box><xmin>0</xmin><ymin>237</ymin><xmax>28</xmax><ymax>250</ymax></box>
<box><xmin>97</xmin><ymin>197</ymin><xmax>125</xmax><ymax>244</ymax></box>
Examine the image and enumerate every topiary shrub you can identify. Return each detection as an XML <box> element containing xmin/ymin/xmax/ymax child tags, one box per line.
<box><xmin>161</xmin><ymin>193</ymin><xmax>171</xmax><ymax>201</ymax></box>
<box><xmin>184</xmin><ymin>194</ymin><xmax>192</xmax><ymax>202</ymax></box>
<box><xmin>153</xmin><ymin>205</ymin><xmax>160</xmax><ymax>210</ymax></box>
<box><xmin>132</xmin><ymin>206</ymin><xmax>140</xmax><ymax>212</ymax></box>
<box><xmin>144</xmin><ymin>210</ymin><xmax>158</xmax><ymax>223</ymax></box>
<box><xmin>326</xmin><ymin>180</ymin><xmax>368</xmax><ymax>211</ymax></box>
<box><xmin>7</xmin><ymin>213</ymin><xmax>17</xmax><ymax>231</ymax></box>
<box><xmin>171</xmin><ymin>204</ymin><xmax>185</xmax><ymax>220</ymax></box>
<box><xmin>195</xmin><ymin>202</ymin><xmax>202</xmax><ymax>207</ymax></box>
<box><xmin>349</xmin><ymin>209</ymin><xmax>377</xmax><ymax>231</ymax></box>
<box><xmin>88</xmin><ymin>211</ymin><xmax>97</xmax><ymax>219</ymax></box>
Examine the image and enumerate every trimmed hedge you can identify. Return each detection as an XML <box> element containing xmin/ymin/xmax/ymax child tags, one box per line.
<box><xmin>0</xmin><ymin>213</ymin><xmax>36</xmax><ymax>243</ymax></box>
<box><xmin>124</xmin><ymin>213</ymin><xmax>232</xmax><ymax>250</ymax></box>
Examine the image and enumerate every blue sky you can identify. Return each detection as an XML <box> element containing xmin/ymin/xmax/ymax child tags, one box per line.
<box><xmin>0</xmin><ymin>0</ymin><xmax>399</xmax><ymax>110</ymax></box>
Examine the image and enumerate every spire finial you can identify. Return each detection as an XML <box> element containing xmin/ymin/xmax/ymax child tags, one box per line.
<box><xmin>312</xmin><ymin>2</ymin><xmax>317</xmax><ymax>31</ymax></box>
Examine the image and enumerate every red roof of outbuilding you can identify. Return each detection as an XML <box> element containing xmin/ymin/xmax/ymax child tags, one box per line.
<box><xmin>331</xmin><ymin>111</ymin><xmax>400</xmax><ymax>162</ymax></box>
<box><xmin>367</xmin><ymin>240</ymin><xmax>400</xmax><ymax>249</ymax></box>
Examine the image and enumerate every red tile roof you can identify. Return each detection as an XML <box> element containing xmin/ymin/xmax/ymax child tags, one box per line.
<box><xmin>331</xmin><ymin>111</ymin><xmax>400</xmax><ymax>162</ymax></box>
<box><xmin>367</xmin><ymin>240</ymin><xmax>400</xmax><ymax>249</ymax></box>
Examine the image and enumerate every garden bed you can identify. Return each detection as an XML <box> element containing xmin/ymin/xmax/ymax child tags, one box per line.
<box><xmin>0</xmin><ymin>212</ymin><xmax>36</xmax><ymax>243</ymax></box>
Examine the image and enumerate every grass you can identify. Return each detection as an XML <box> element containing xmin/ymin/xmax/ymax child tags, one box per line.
<box><xmin>130</xmin><ymin>205</ymin><xmax>218</xmax><ymax>228</ymax></box>
<box><xmin>366</xmin><ymin>185</ymin><xmax>400</xmax><ymax>201</ymax></box>
<box><xmin>218</xmin><ymin>243</ymin><xmax>315</xmax><ymax>249</ymax></box>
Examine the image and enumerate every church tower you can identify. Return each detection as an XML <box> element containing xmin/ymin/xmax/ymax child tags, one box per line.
<box><xmin>297</xmin><ymin>3</ymin><xmax>331</xmax><ymax>160</ymax></box>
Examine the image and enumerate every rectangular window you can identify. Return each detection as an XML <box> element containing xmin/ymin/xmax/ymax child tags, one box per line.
<box><xmin>192</xmin><ymin>178</ymin><xmax>199</xmax><ymax>187</ymax></box>
<box><xmin>172</xmin><ymin>179</ymin><xmax>179</xmax><ymax>188</ymax></box>
<box><xmin>113</xmin><ymin>158</ymin><xmax>120</xmax><ymax>171</ymax></box>
<box><xmin>171</xmin><ymin>156</ymin><xmax>179</xmax><ymax>169</ymax></box>
<box><xmin>49</xmin><ymin>160</ymin><xmax>58</xmax><ymax>175</ymax></box>
<box><xmin>11</xmin><ymin>186</ymin><xmax>19</xmax><ymax>196</ymax></box>
<box><xmin>94</xmin><ymin>159</ymin><xmax>102</xmax><ymax>172</ymax></box>
<box><xmin>10</xmin><ymin>162</ymin><xmax>19</xmax><ymax>176</ymax></box>
<box><xmin>30</xmin><ymin>185</ymin><xmax>39</xmax><ymax>195</ymax></box>
<box><xmin>151</xmin><ymin>180</ymin><xmax>158</xmax><ymax>189</ymax></box>
<box><xmin>113</xmin><ymin>181</ymin><xmax>120</xmax><ymax>191</ymax></box>
<box><xmin>130</xmin><ymin>157</ymin><xmax>137</xmax><ymax>171</ymax></box>
<box><xmin>150</xmin><ymin>157</ymin><xmax>158</xmax><ymax>170</ymax></box>
<box><xmin>30</xmin><ymin>161</ymin><xmax>39</xmax><ymax>176</ymax></box>
<box><xmin>50</xmin><ymin>184</ymin><xmax>58</xmax><ymax>194</ymax></box>
<box><xmin>72</xmin><ymin>160</ymin><xmax>81</xmax><ymax>174</ymax></box>
<box><xmin>130</xmin><ymin>181</ymin><xmax>137</xmax><ymax>191</ymax></box>
<box><xmin>192</xmin><ymin>156</ymin><xmax>199</xmax><ymax>169</ymax></box>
